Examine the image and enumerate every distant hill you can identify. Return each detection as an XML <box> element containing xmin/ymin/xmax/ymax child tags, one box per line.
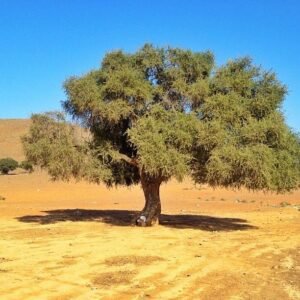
<box><xmin>0</xmin><ymin>119</ymin><xmax>31</xmax><ymax>161</ymax></box>
<box><xmin>0</xmin><ymin>118</ymin><xmax>90</xmax><ymax>162</ymax></box>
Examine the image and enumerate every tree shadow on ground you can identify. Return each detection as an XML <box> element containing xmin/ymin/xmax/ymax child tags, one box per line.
<box><xmin>17</xmin><ymin>209</ymin><xmax>256</xmax><ymax>231</ymax></box>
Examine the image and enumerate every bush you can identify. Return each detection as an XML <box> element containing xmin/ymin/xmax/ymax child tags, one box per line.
<box><xmin>0</xmin><ymin>158</ymin><xmax>18</xmax><ymax>174</ymax></box>
<box><xmin>19</xmin><ymin>160</ymin><xmax>34</xmax><ymax>173</ymax></box>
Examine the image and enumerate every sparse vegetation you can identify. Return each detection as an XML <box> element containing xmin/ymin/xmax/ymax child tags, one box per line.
<box><xmin>279</xmin><ymin>201</ymin><xmax>291</xmax><ymax>207</ymax></box>
<box><xmin>236</xmin><ymin>199</ymin><xmax>248</xmax><ymax>203</ymax></box>
<box><xmin>0</xmin><ymin>196</ymin><xmax>5</xmax><ymax>201</ymax></box>
<box><xmin>19</xmin><ymin>160</ymin><xmax>34</xmax><ymax>173</ymax></box>
<box><xmin>0</xmin><ymin>158</ymin><xmax>18</xmax><ymax>175</ymax></box>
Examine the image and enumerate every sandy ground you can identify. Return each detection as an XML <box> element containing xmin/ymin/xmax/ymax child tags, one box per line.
<box><xmin>0</xmin><ymin>171</ymin><xmax>299</xmax><ymax>300</ymax></box>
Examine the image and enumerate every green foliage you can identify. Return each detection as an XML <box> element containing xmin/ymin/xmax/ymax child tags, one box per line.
<box><xmin>0</xmin><ymin>158</ymin><xmax>18</xmax><ymax>174</ymax></box>
<box><xmin>23</xmin><ymin>44</ymin><xmax>300</xmax><ymax>192</ymax></box>
<box><xmin>128</xmin><ymin>105</ymin><xmax>198</xmax><ymax>180</ymax></box>
<box><xmin>22</xmin><ymin>112</ymin><xmax>112</xmax><ymax>183</ymax></box>
<box><xmin>193</xmin><ymin>58</ymin><xmax>300</xmax><ymax>192</ymax></box>
<box><xmin>19</xmin><ymin>160</ymin><xmax>34</xmax><ymax>173</ymax></box>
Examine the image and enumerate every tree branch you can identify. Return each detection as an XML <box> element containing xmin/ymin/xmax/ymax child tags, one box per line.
<box><xmin>118</xmin><ymin>153</ymin><xmax>138</xmax><ymax>167</ymax></box>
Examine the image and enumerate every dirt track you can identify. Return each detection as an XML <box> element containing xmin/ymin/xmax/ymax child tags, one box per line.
<box><xmin>0</xmin><ymin>171</ymin><xmax>299</xmax><ymax>299</ymax></box>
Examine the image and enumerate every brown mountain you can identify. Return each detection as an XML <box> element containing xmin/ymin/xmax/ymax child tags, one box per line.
<box><xmin>0</xmin><ymin>119</ymin><xmax>31</xmax><ymax>161</ymax></box>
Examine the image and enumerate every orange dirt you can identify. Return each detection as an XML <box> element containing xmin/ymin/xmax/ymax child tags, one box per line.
<box><xmin>0</xmin><ymin>119</ymin><xmax>299</xmax><ymax>299</ymax></box>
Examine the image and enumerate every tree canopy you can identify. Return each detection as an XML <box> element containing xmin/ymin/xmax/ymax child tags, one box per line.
<box><xmin>23</xmin><ymin>44</ymin><xmax>300</xmax><ymax>225</ymax></box>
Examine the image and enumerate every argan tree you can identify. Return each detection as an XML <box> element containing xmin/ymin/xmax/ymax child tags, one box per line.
<box><xmin>23</xmin><ymin>44</ymin><xmax>300</xmax><ymax>226</ymax></box>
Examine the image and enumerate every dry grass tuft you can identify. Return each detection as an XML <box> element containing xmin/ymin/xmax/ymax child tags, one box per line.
<box><xmin>104</xmin><ymin>255</ymin><xmax>164</xmax><ymax>266</ymax></box>
<box><xmin>92</xmin><ymin>270</ymin><xmax>137</xmax><ymax>286</ymax></box>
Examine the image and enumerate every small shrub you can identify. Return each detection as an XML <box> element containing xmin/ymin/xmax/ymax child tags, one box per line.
<box><xmin>0</xmin><ymin>196</ymin><xmax>5</xmax><ymax>201</ymax></box>
<box><xmin>19</xmin><ymin>160</ymin><xmax>34</xmax><ymax>173</ymax></box>
<box><xmin>279</xmin><ymin>201</ymin><xmax>291</xmax><ymax>207</ymax></box>
<box><xmin>0</xmin><ymin>158</ymin><xmax>18</xmax><ymax>174</ymax></box>
<box><xmin>236</xmin><ymin>198</ymin><xmax>248</xmax><ymax>203</ymax></box>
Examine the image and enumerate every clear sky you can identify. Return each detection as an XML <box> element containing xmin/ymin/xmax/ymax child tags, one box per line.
<box><xmin>1</xmin><ymin>0</ymin><xmax>299</xmax><ymax>130</ymax></box>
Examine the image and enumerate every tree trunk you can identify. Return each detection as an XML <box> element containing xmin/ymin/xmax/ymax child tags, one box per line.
<box><xmin>135</xmin><ymin>174</ymin><xmax>162</xmax><ymax>227</ymax></box>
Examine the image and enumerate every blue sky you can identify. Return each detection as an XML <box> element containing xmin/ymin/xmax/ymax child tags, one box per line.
<box><xmin>1</xmin><ymin>0</ymin><xmax>299</xmax><ymax>130</ymax></box>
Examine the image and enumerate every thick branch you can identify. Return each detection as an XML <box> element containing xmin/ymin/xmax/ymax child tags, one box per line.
<box><xmin>118</xmin><ymin>153</ymin><xmax>138</xmax><ymax>167</ymax></box>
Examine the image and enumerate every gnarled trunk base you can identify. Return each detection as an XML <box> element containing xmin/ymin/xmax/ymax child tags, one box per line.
<box><xmin>135</xmin><ymin>175</ymin><xmax>162</xmax><ymax>227</ymax></box>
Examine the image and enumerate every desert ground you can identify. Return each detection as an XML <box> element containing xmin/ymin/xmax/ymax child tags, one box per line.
<box><xmin>0</xmin><ymin>120</ymin><xmax>299</xmax><ymax>299</ymax></box>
